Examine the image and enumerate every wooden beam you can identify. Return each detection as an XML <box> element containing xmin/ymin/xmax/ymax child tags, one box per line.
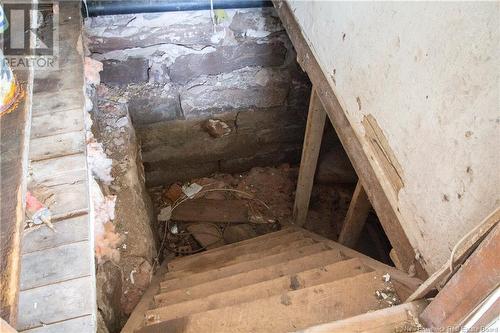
<box><xmin>420</xmin><ymin>223</ymin><xmax>500</xmax><ymax>328</ymax></box>
<box><xmin>293</xmin><ymin>87</ymin><xmax>326</xmax><ymax>226</ymax></box>
<box><xmin>0</xmin><ymin>70</ymin><xmax>32</xmax><ymax>325</ymax></box>
<box><xmin>273</xmin><ymin>0</ymin><xmax>426</xmax><ymax>278</ymax></box>
<box><xmin>338</xmin><ymin>181</ymin><xmax>371</xmax><ymax>247</ymax></box>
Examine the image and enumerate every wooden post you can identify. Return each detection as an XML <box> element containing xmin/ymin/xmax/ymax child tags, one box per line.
<box><xmin>338</xmin><ymin>181</ymin><xmax>371</xmax><ymax>247</ymax></box>
<box><xmin>293</xmin><ymin>87</ymin><xmax>326</xmax><ymax>226</ymax></box>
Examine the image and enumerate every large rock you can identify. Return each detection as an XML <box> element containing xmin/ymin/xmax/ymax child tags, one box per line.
<box><xmin>180</xmin><ymin>67</ymin><xmax>290</xmax><ymax>117</ymax></box>
<box><xmin>101</xmin><ymin>58</ymin><xmax>149</xmax><ymax>86</ymax></box>
<box><xmin>169</xmin><ymin>42</ymin><xmax>287</xmax><ymax>84</ymax></box>
<box><xmin>229</xmin><ymin>8</ymin><xmax>284</xmax><ymax>39</ymax></box>
<box><xmin>127</xmin><ymin>84</ymin><xmax>181</xmax><ymax>126</ymax></box>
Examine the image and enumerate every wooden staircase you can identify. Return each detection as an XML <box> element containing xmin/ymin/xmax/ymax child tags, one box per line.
<box><xmin>124</xmin><ymin>227</ymin><xmax>424</xmax><ymax>333</ymax></box>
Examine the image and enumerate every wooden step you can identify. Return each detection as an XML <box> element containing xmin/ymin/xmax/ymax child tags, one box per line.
<box><xmin>155</xmin><ymin>247</ymin><xmax>348</xmax><ymax>307</ymax></box>
<box><xmin>139</xmin><ymin>271</ymin><xmax>391</xmax><ymax>332</ymax></box>
<box><xmin>164</xmin><ymin>237</ymin><xmax>317</xmax><ymax>279</ymax></box>
<box><xmin>160</xmin><ymin>242</ymin><xmax>336</xmax><ymax>292</ymax></box>
<box><xmin>167</xmin><ymin>227</ymin><xmax>300</xmax><ymax>272</ymax></box>
<box><xmin>147</xmin><ymin>258</ymin><xmax>370</xmax><ymax>322</ymax></box>
<box><xmin>296</xmin><ymin>300</ymin><xmax>427</xmax><ymax>333</ymax></box>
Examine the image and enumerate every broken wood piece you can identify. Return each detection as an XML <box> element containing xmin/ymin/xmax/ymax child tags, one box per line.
<box><xmin>406</xmin><ymin>207</ymin><xmax>500</xmax><ymax>302</ymax></box>
<box><xmin>293</xmin><ymin>87</ymin><xmax>327</xmax><ymax>226</ymax></box>
<box><xmin>338</xmin><ymin>181</ymin><xmax>371</xmax><ymax>247</ymax></box>
<box><xmin>172</xmin><ymin>199</ymin><xmax>248</xmax><ymax>223</ymax></box>
<box><xmin>420</xmin><ymin>223</ymin><xmax>500</xmax><ymax>327</ymax></box>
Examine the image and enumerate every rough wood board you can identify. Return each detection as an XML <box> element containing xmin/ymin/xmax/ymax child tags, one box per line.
<box><xmin>166</xmin><ymin>238</ymin><xmax>316</xmax><ymax>279</ymax></box>
<box><xmin>420</xmin><ymin>224</ymin><xmax>500</xmax><ymax>328</ymax></box>
<box><xmin>148</xmin><ymin>258</ymin><xmax>368</xmax><ymax>322</ymax></box>
<box><xmin>0</xmin><ymin>70</ymin><xmax>32</xmax><ymax>325</ymax></box>
<box><xmin>31</xmin><ymin>109</ymin><xmax>83</xmax><ymax>139</ymax></box>
<box><xmin>21</xmin><ymin>215</ymin><xmax>89</xmax><ymax>254</ymax></box>
<box><xmin>29</xmin><ymin>131</ymin><xmax>85</xmax><ymax>162</ymax></box>
<box><xmin>30</xmin><ymin>154</ymin><xmax>87</xmax><ymax>180</ymax></box>
<box><xmin>166</xmin><ymin>233</ymin><xmax>313</xmax><ymax>277</ymax></box>
<box><xmin>297</xmin><ymin>300</ymin><xmax>427</xmax><ymax>333</ymax></box>
<box><xmin>338</xmin><ymin>181</ymin><xmax>371</xmax><ymax>247</ymax></box>
<box><xmin>21</xmin><ymin>315</ymin><xmax>94</xmax><ymax>333</ymax></box>
<box><xmin>161</xmin><ymin>242</ymin><xmax>334</xmax><ymax>292</ymax></box>
<box><xmin>45</xmin><ymin>181</ymin><xmax>89</xmax><ymax>218</ymax></box>
<box><xmin>167</xmin><ymin>228</ymin><xmax>300</xmax><ymax>271</ymax></box>
<box><xmin>155</xmin><ymin>248</ymin><xmax>345</xmax><ymax>307</ymax></box>
<box><xmin>140</xmin><ymin>272</ymin><xmax>388</xmax><ymax>332</ymax></box>
<box><xmin>273</xmin><ymin>1</ymin><xmax>426</xmax><ymax>279</ymax></box>
<box><xmin>31</xmin><ymin>89</ymin><xmax>84</xmax><ymax>116</ymax></box>
<box><xmin>20</xmin><ymin>241</ymin><xmax>92</xmax><ymax>290</ymax></box>
<box><xmin>172</xmin><ymin>199</ymin><xmax>249</xmax><ymax>223</ymax></box>
<box><xmin>16</xmin><ymin>276</ymin><xmax>94</xmax><ymax>331</ymax></box>
<box><xmin>293</xmin><ymin>88</ymin><xmax>326</xmax><ymax>226</ymax></box>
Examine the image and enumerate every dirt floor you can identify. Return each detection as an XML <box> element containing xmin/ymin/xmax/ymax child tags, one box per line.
<box><xmin>148</xmin><ymin>164</ymin><xmax>356</xmax><ymax>261</ymax></box>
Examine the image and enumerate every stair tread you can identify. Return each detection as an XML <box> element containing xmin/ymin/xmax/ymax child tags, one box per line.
<box><xmin>140</xmin><ymin>271</ymin><xmax>392</xmax><ymax>332</ymax></box>
<box><xmin>164</xmin><ymin>237</ymin><xmax>317</xmax><ymax>279</ymax></box>
<box><xmin>167</xmin><ymin>227</ymin><xmax>298</xmax><ymax>271</ymax></box>
<box><xmin>160</xmin><ymin>242</ymin><xmax>336</xmax><ymax>292</ymax></box>
<box><xmin>147</xmin><ymin>258</ymin><xmax>370</xmax><ymax>322</ymax></box>
<box><xmin>155</xmin><ymin>248</ymin><xmax>349</xmax><ymax>307</ymax></box>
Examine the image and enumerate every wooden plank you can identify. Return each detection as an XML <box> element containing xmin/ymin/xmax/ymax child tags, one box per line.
<box><xmin>148</xmin><ymin>259</ymin><xmax>368</xmax><ymax>322</ymax></box>
<box><xmin>122</xmin><ymin>264</ymin><xmax>169</xmax><ymax>333</ymax></box>
<box><xmin>19</xmin><ymin>241</ymin><xmax>92</xmax><ymax>290</ymax></box>
<box><xmin>29</xmin><ymin>131</ymin><xmax>85</xmax><ymax>162</ymax></box>
<box><xmin>293</xmin><ymin>88</ymin><xmax>326</xmax><ymax>226</ymax></box>
<box><xmin>273</xmin><ymin>0</ymin><xmax>426</xmax><ymax>279</ymax></box>
<box><xmin>167</xmin><ymin>228</ymin><xmax>302</xmax><ymax>272</ymax></box>
<box><xmin>46</xmin><ymin>181</ymin><xmax>89</xmax><ymax>219</ymax></box>
<box><xmin>297</xmin><ymin>300</ymin><xmax>427</xmax><ymax>333</ymax></box>
<box><xmin>298</xmin><ymin>227</ymin><xmax>422</xmax><ymax>292</ymax></box>
<box><xmin>161</xmin><ymin>242</ymin><xmax>335</xmax><ymax>292</ymax></box>
<box><xmin>0</xmin><ymin>70</ymin><xmax>33</xmax><ymax>325</ymax></box>
<box><xmin>338</xmin><ymin>181</ymin><xmax>371</xmax><ymax>247</ymax></box>
<box><xmin>420</xmin><ymin>224</ymin><xmax>500</xmax><ymax>328</ymax></box>
<box><xmin>140</xmin><ymin>271</ymin><xmax>388</xmax><ymax>332</ymax></box>
<box><xmin>172</xmin><ymin>199</ymin><xmax>248</xmax><ymax>223</ymax></box>
<box><xmin>31</xmin><ymin>90</ymin><xmax>83</xmax><ymax>116</ymax></box>
<box><xmin>165</xmin><ymin>236</ymin><xmax>315</xmax><ymax>278</ymax></box>
<box><xmin>21</xmin><ymin>315</ymin><xmax>94</xmax><ymax>333</ymax></box>
<box><xmin>406</xmin><ymin>207</ymin><xmax>500</xmax><ymax>302</ymax></box>
<box><xmin>31</xmin><ymin>109</ymin><xmax>83</xmax><ymax>139</ymax></box>
<box><xmin>16</xmin><ymin>276</ymin><xmax>94</xmax><ymax>331</ymax></box>
<box><xmin>30</xmin><ymin>154</ymin><xmax>87</xmax><ymax>180</ymax></box>
<box><xmin>21</xmin><ymin>215</ymin><xmax>89</xmax><ymax>254</ymax></box>
<box><xmin>155</xmin><ymin>248</ymin><xmax>346</xmax><ymax>307</ymax></box>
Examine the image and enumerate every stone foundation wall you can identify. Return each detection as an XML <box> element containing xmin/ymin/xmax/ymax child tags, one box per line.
<box><xmin>85</xmin><ymin>7</ymin><xmax>311</xmax><ymax>186</ymax></box>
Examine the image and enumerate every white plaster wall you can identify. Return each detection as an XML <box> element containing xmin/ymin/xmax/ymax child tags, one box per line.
<box><xmin>288</xmin><ymin>1</ymin><xmax>500</xmax><ymax>272</ymax></box>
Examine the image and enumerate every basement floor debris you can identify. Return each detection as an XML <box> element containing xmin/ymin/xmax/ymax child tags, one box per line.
<box><xmin>149</xmin><ymin>164</ymin><xmax>356</xmax><ymax>259</ymax></box>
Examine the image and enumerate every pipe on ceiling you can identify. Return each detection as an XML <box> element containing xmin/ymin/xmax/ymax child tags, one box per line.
<box><xmin>84</xmin><ymin>0</ymin><xmax>273</xmax><ymax>17</ymax></box>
